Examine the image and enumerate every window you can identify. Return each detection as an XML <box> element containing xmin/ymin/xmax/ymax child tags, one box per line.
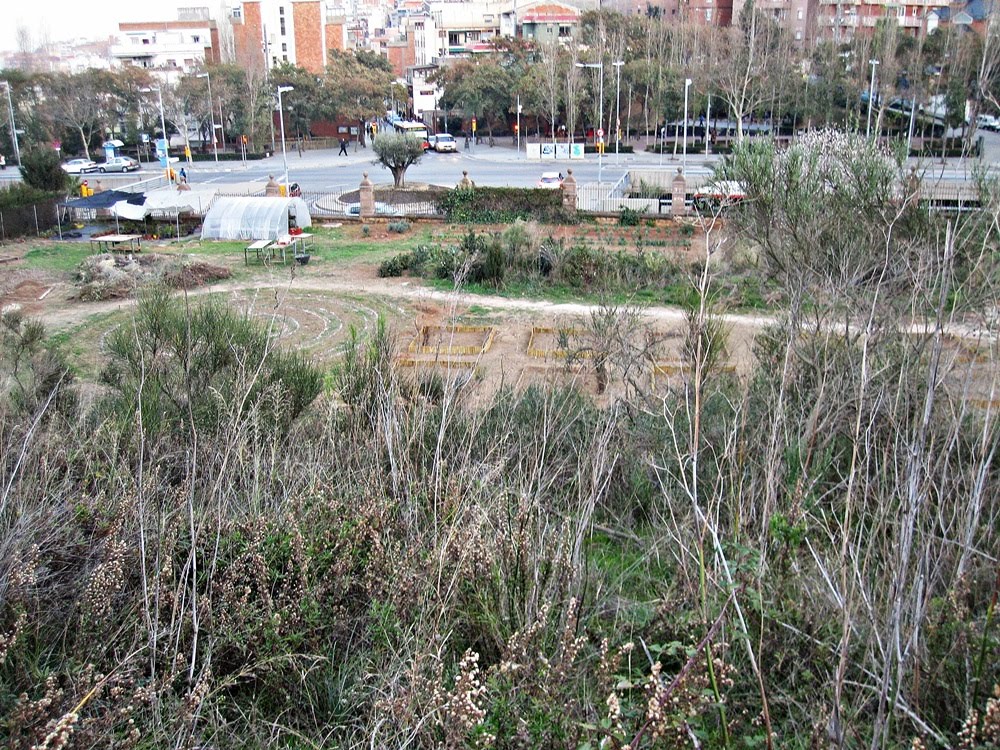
<box><xmin>232</xmin><ymin>7</ymin><xmax>242</xmax><ymax>19</ymax></box>
<box><xmin>559</xmin><ymin>25</ymin><xmax>570</xmax><ymax>36</ymax></box>
<box><xmin>167</xmin><ymin>59</ymin><xmax>177</xmax><ymax>67</ymax></box>
<box><xmin>279</xmin><ymin>6</ymin><xmax>284</xmax><ymax>14</ymax></box>
<box><xmin>283</xmin><ymin>54</ymin><xmax>288</xmax><ymax>61</ymax></box>
<box><xmin>142</xmin><ymin>38</ymin><xmax>150</xmax><ymax>44</ymax></box>
<box><xmin>706</xmin><ymin>8</ymin><xmax>712</xmax><ymax>20</ymax></box>
<box><xmin>795</xmin><ymin>30</ymin><xmax>802</xmax><ymax>39</ymax></box>
<box><xmin>192</xmin><ymin>35</ymin><xmax>200</xmax><ymax>42</ymax></box>
<box><xmin>280</xmin><ymin>19</ymin><xmax>286</xmax><ymax>34</ymax></box>
<box><xmin>282</xmin><ymin>42</ymin><xmax>287</xmax><ymax>51</ymax></box>
<box><xmin>797</xmin><ymin>8</ymin><xmax>803</xmax><ymax>19</ymax></box>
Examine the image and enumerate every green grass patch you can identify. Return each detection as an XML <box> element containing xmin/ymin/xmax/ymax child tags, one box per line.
<box><xmin>22</xmin><ymin>243</ymin><xmax>95</xmax><ymax>273</ymax></box>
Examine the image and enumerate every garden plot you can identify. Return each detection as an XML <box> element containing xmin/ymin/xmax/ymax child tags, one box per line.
<box><xmin>526</xmin><ymin>327</ymin><xmax>590</xmax><ymax>359</ymax></box>
<box><xmin>407</xmin><ymin>324</ymin><xmax>496</xmax><ymax>356</ymax></box>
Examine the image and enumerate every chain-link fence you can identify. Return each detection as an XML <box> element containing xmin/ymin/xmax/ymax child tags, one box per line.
<box><xmin>0</xmin><ymin>199</ymin><xmax>60</xmax><ymax>242</ymax></box>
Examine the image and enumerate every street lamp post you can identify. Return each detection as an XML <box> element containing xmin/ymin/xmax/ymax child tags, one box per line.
<box><xmin>576</xmin><ymin>61</ymin><xmax>604</xmax><ymax>185</ymax></box>
<box><xmin>1</xmin><ymin>81</ymin><xmax>22</xmax><ymax>167</ymax></box>
<box><xmin>277</xmin><ymin>85</ymin><xmax>294</xmax><ymax>192</ymax></box>
<box><xmin>197</xmin><ymin>72</ymin><xmax>219</xmax><ymax>162</ymax></box>
<box><xmin>866</xmin><ymin>58</ymin><xmax>880</xmax><ymax>139</ymax></box>
<box><xmin>142</xmin><ymin>86</ymin><xmax>171</xmax><ymax>181</ymax></box>
<box><xmin>613</xmin><ymin>60</ymin><xmax>624</xmax><ymax>165</ymax></box>
<box><xmin>683</xmin><ymin>78</ymin><xmax>692</xmax><ymax>170</ymax></box>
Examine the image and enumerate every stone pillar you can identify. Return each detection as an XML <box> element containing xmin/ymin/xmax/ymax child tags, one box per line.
<box><xmin>264</xmin><ymin>175</ymin><xmax>281</xmax><ymax>197</ymax></box>
<box><xmin>359</xmin><ymin>172</ymin><xmax>374</xmax><ymax>219</ymax></box>
<box><xmin>905</xmin><ymin>166</ymin><xmax>921</xmax><ymax>206</ymax></box>
<box><xmin>671</xmin><ymin>168</ymin><xmax>687</xmax><ymax>217</ymax></box>
<box><xmin>560</xmin><ymin>169</ymin><xmax>577</xmax><ymax>213</ymax></box>
<box><xmin>457</xmin><ymin>170</ymin><xmax>473</xmax><ymax>189</ymax></box>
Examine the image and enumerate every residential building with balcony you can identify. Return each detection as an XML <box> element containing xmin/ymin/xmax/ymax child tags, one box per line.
<box><xmin>112</xmin><ymin>8</ymin><xmax>221</xmax><ymax>76</ymax></box>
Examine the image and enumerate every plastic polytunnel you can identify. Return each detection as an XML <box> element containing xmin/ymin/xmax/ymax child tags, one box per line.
<box><xmin>200</xmin><ymin>196</ymin><xmax>312</xmax><ymax>241</ymax></box>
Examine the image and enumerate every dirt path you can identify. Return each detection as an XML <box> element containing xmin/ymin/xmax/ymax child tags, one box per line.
<box><xmin>35</xmin><ymin>272</ymin><xmax>995</xmax><ymax>346</ymax></box>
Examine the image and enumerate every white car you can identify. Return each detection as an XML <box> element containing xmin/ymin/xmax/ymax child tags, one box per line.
<box><xmin>537</xmin><ymin>171</ymin><xmax>564</xmax><ymax>189</ymax></box>
<box><xmin>98</xmin><ymin>156</ymin><xmax>141</xmax><ymax>173</ymax></box>
<box><xmin>693</xmin><ymin>180</ymin><xmax>747</xmax><ymax>211</ymax></box>
<box><xmin>343</xmin><ymin>202</ymin><xmax>400</xmax><ymax>217</ymax></box>
<box><xmin>976</xmin><ymin>114</ymin><xmax>999</xmax><ymax>132</ymax></box>
<box><xmin>61</xmin><ymin>158</ymin><xmax>98</xmax><ymax>174</ymax></box>
<box><xmin>430</xmin><ymin>134</ymin><xmax>457</xmax><ymax>152</ymax></box>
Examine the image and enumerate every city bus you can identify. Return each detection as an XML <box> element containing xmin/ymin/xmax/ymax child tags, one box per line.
<box><xmin>392</xmin><ymin>120</ymin><xmax>430</xmax><ymax>149</ymax></box>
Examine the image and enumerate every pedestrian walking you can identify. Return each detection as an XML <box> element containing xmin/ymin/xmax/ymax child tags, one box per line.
<box><xmin>0</xmin><ymin>154</ymin><xmax>5</xmax><ymax>170</ymax></box>
<box><xmin>338</xmin><ymin>138</ymin><xmax>349</xmax><ymax>156</ymax></box>
<box><xmin>179</xmin><ymin>167</ymin><xmax>187</xmax><ymax>183</ymax></box>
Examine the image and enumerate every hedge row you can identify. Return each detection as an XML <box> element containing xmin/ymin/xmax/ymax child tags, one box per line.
<box><xmin>436</xmin><ymin>186</ymin><xmax>572</xmax><ymax>224</ymax></box>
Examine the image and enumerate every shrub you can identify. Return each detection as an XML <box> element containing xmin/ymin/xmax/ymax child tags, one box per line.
<box><xmin>101</xmin><ymin>286</ymin><xmax>323</xmax><ymax>441</ymax></box>
<box><xmin>437</xmin><ymin>186</ymin><xmax>568</xmax><ymax>223</ymax></box>
<box><xmin>378</xmin><ymin>252</ymin><xmax>413</xmax><ymax>277</ymax></box>
<box><xmin>619</xmin><ymin>206</ymin><xmax>645</xmax><ymax>226</ymax></box>
<box><xmin>18</xmin><ymin>147</ymin><xmax>70</xmax><ymax>192</ymax></box>
<box><xmin>387</xmin><ymin>220</ymin><xmax>411</xmax><ymax>233</ymax></box>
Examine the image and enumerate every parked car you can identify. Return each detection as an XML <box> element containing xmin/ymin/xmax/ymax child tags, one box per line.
<box><xmin>537</xmin><ymin>171</ymin><xmax>564</xmax><ymax>189</ymax></box>
<box><xmin>976</xmin><ymin>114</ymin><xmax>999</xmax><ymax>132</ymax></box>
<box><xmin>692</xmin><ymin>180</ymin><xmax>747</xmax><ymax>211</ymax></box>
<box><xmin>61</xmin><ymin>158</ymin><xmax>98</xmax><ymax>174</ymax></box>
<box><xmin>343</xmin><ymin>201</ymin><xmax>399</xmax><ymax>217</ymax></box>
<box><xmin>430</xmin><ymin>134</ymin><xmax>457</xmax><ymax>153</ymax></box>
<box><xmin>98</xmin><ymin>156</ymin><xmax>141</xmax><ymax>173</ymax></box>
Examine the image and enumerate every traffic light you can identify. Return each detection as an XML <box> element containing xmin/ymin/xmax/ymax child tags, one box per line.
<box><xmin>241</xmin><ymin>134</ymin><xmax>248</xmax><ymax>145</ymax></box>
<box><xmin>514</xmin><ymin>123</ymin><xmax>519</xmax><ymax>134</ymax></box>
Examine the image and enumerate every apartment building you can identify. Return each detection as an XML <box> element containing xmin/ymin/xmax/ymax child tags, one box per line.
<box><xmin>730</xmin><ymin>0</ymin><xmax>814</xmax><ymax>42</ymax></box>
<box><xmin>230</xmin><ymin>0</ymin><xmax>380</xmax><ymax>74</ymax></box>
<box><xmin>112</xmin><ymin>8</ymin><xmax>221</xmax><ymax>75</ymax></box>
<box><xmin>815</xmin><ymin>0</ymin><xmax>937</xmax><ymax>41</ymax></box>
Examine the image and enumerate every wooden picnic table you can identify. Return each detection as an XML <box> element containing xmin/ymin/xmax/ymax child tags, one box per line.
<box><xmin>90</xmin><ymin>234</ymin><xmax>142</xmax><ymax>254</ymax></box>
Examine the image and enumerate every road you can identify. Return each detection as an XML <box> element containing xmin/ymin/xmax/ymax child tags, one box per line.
<box><xmin>1</xmin><ymin>130</ymin><xmax>997</xmax><ymax>192</ymax></box>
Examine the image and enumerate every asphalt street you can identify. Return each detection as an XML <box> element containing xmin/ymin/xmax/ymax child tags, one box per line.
<box><xmin>1</xmin><ymin>130</ymin><xmax>997</xmax><ymax>192</ymax></box>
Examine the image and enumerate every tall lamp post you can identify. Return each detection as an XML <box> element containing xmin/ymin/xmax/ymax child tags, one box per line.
<box><xmin>142</xmin><ymin>86</ymin><xmax>171</xmax><ymax>181</ymax></box>
<box><xmin>613</xmin><ymin>60</ymin><xmax>624</xmax><ymax>165</ymax></box>
<box><xmin>277</xmin><ymin>85</ymin><xmax>294</xmax><ymax>191</ymax></box>
<box><xmin>1</xmin><ymin>80</ymin><xmax>22</xmax><ymax>167</ymax></box>
<box><xmin>866</xmin><ymin>58</ymin><xmax>880</xmax><ymax>139</ymax></box>
<box><xmin>683</xmin><ymin>78</ymin><xmax>692</xmax><ymax>170</ymax></box>
<box><xmin>197</xmin><ymin>72</ymin><xmax>219</xmax><ymax>162</ymax></box>
<box><xmin>576</xmin><ymin>61</ymin><xmax>604</xmax><ymax>185</ymax></box>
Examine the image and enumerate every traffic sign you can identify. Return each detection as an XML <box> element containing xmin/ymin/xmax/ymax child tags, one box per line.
<box><xmin>597</xmin><ymin>128</ymin><xmax>605</xmax><ymax>138</ymax></box>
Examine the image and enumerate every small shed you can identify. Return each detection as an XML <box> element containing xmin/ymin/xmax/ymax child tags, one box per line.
<box><xmin>200</xmin><ymin>196</ymin><xmax>312</xmax><ymax>241</ymax></box>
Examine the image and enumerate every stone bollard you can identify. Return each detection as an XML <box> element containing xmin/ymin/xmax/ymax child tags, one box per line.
<box><xmin>671</xmin><ymin>168</ymin><xmax>687</xmax><ymax>217</ymax></box>
<box><xmin>561</xmin><ymin>169</ymin><xmax>577</xmax><ymax>213</ymax></box>
<box><xmin>359</xmin><ymin>172</ymin><xmax>374</xmax><ymax>219</ymax></box>
<box><xmin>457</xmin><ymin>170</ymin><xmax>474</xmax><ymax>189</ymax></box>
<box><xmin>264</xmin><ymin>174</ymin><xmax>281</xmax><ymax>197</ymax></box>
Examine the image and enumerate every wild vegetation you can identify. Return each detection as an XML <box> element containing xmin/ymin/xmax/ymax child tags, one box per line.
<box><xmin>1</xmin><ymin>139</ymin><xmax>998</xmax><ymax>750</ymax></box>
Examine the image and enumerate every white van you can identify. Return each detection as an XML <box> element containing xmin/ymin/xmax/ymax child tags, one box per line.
<box><xmin>976</xmin><ymin>114</ymin><xmax>999</xmax><ymax>131</ymax></box>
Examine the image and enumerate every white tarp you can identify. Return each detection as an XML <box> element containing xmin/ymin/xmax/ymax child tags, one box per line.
<box><xmin>200</xmin><ymin>196</ymin><xmax>312</xmax><ymax>241</ymax></box>
<box><xmin>110</xmin><ymin>188</ymin><xmax>219</xmax><ymax>220</ymax></box>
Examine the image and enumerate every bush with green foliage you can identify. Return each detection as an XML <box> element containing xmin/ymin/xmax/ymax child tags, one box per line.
<box><xmin>437</xmin><ymin>186</ymin><xmax>570</xmax><ymax>223</ymax></box>
<box><xmin>100</xmin><ymin>286</ymin><xmax>323</xmax><ymax>441</ymax></box>
<box><xmin>18</xmin><ymin>146</ymin><xmax>71</xmax><ymax>192</ymax></box>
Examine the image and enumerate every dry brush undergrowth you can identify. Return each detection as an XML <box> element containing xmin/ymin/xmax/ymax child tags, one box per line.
<box><xmin>0</xmin><ymin>133</ymin><xmax>998</xmax><ymax>749</ymax></box>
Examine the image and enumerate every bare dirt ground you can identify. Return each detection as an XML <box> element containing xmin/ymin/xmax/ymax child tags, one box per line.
<box><xmin>1</xmin><ymin>231</ymin><xmax>994</xmax><ymax>405</ymax></box>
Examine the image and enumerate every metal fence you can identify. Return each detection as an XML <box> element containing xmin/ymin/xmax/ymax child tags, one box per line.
<box><xmin>0</xmin><ymin>199</ymin><xmax>60</xmax><ymax>242</ymax></box>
